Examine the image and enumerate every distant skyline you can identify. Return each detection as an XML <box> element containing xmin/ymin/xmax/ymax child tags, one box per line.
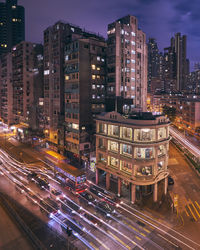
<box><xmin>17</xmin><ymin>0</ymin><xmax>200</xmax><ymax>70</ymax></box>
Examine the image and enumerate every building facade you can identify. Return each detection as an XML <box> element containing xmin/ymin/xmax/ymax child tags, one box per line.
<box><xmin>64</xmin><ymin>37</ymin><xmax>106</xmax><ymax>163</ymax></box>
<box><xmin>107</xmin><ymin>15</ymin><xmax>147</xmax><ymax>112</ymax></box>
<box><xmin>12</xmin><ymin>42</ymin><xmax>43</xmax><ymax>128</ymax></box>
<box><xmin>0</xmin><ymin>52</ymin><xmax>13</xmax><ymax>125</ymax></box>
<box><xmin>96</xmin><ymin>111</ymin><xmax>170</xmax><ymax>203</ymax></box>
<box><xmin>0</xmin><ymin>0</ymin><xmax>25</xmax><ymax>56</ymax></box>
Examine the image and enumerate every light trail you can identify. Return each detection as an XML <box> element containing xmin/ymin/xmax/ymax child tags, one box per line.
<box><xmin>120</xmin><ymin>202</ymin><xmax>199</xmax><ymax>250</ymax></box>
<box><xmin>170</xmin><ymin>127</ymin><xmax>200</xmax><ymax>158</ymax></box>
<box><xmin>62</xmin><ymin>194</ymin><xmax>145</xmax><ymax>250</ymax></box>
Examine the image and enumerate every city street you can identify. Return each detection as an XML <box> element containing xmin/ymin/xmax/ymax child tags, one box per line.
<box><xmin>0</xmin><ymin>133</ymin><xmax>200</xmax><ymax>249</ymax></box>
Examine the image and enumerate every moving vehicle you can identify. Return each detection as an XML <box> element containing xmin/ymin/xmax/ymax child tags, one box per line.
<box><xmin>43</xmin><ymin>149</ymin><xmax>86</xmax><ymax>194</ymax></box>
<box><xmin>40</xmin><ymin>197</ymin><xmax>59</xmax><ymax>217</ymax></box>
<box><xmin>95</xmin><ymin>201</ymin><xmax>114</xmax><ymax>216</ymax></box>
<box><xmin>36</xmin><ymin>177</ymin><xmax>50</xmax><ymax>190</ymax></box>
<box><xmin>50</xmin><ymin>188</ymin><xmax>63</xmax><ymax>199</ymax></box>
<box><xmin>82</xmin><ymin>212</ymin><xmax>102</xmax><ymax>227</ymax></box>
<box><xmin>79</xmin><ymin>191</ymin><xmax>95</xmax><ymax>204</ymax></box>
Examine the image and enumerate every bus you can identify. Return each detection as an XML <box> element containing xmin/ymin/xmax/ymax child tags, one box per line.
<box><xmin>54</xmin><ymin>164</ymin><xmax>86</xmax><ymax>194</ymax></box>
<box><xmin>42</xmin><ymin>149</ymin><xmax>86</xmax><ymax>194</ymax></box>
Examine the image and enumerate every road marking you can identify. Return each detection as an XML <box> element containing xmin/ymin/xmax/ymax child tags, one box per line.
<box><xmin>143</xmin><ymin>228</ymin><xmax>150</xmax><ymax>233</ymax></box>
<box><xmin>187</xmin><ymin>204</ymin><xmax>197</xmax><ymax>221</ymax></box>
<box><xmin>109</xmin><ymin>231</ymin><xmax>131</xmax><ymax>250</ymax></box>
<box><xmin>184</xmin><ymin>208</ymin><xmax>189</xmax><ymax>217</ymax></box>
<box><xmin>90</xmin><ymin>242</ymin><xmax>98</xmax><ymax>250</ymax></box>
<box><xmin>122</xmin><ymin>219</ymin><xmax>146</xmax><ymax>237</ymax></box>
<box><xmin>135</xmin><ymin>236</ymin><xmax>141</xmax><ymax>241</ymax></box>
<box><xmin>195</xmin><ymin>201</ymin><xmax>200</xmax><ymax>211</ymax></box>
<box><xmin>157</xmin><ymin>233</ymin><xmax>179</xmax><ymax>248</ymax></box>
<box><xmin>189</xmin><ymin>199</ymin><xmax>200</xmax><ymax>219</ymax></box>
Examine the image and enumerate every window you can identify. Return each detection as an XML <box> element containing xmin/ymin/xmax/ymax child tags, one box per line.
<box><xmin>131</xmin><ymin>77</ymin><xmax>135</xmax><ymax>81</ymax></box>
<box><xmin>134</xmin><ymin>129</ymin><xmax>156</xmax><ymax>142</ymax></box>
<box><xmin>121</xmin><ymin>127</ymin><xmax>132</xmax><ymax>140</ymax></box>
<box><xmin>108</xmin><ymin>125</ymin><xmax>119</xmax><ymax>137</ymax></box>
<box><xmin>136</xmin><ymin>166</ymin><xmax>152</xmax><ymax>176</ymax></box>
<box><xmin>158</xmin><ymin>127</ymin><xmax>167</xmax><ymax>139</ymax></box>
<box><xmin>97</xmin><ymin>67</ymin><xmax>100</xmax><ymax>71</ymax></box>
<box><xmin>109</xmin><ymin>156</ymin><xmax>118</xmax><ymax>168</ymax></box>
<box><xmin>99</xmin><ymin>123</ymin><xmax>107</xmax><ymax>134</ymax></box>
<box><xmin>97</xmin><ymin>56</ymin><xmax>100</xmax><ymax>61</ymax></box>
<box><xmin>121</xmin><ymin>144</ymin><xmax>132</xmax><ymax>157</ymax></box>
<box><xmin>92</xmin><ymin>84</ymin><xmax>96</xmax><ymax>89</ymax></box>
<box><xmin>92</xmin><ymin>75</ymin><xmax>96</xmax><ymax>80</ymax></box>
<box><xmin>120</xmin><ymin>161</ymin><xmax>132</xmax><ymax>174</ymax></box>
<box><xmin>131</xmin><ymin>59</ymin><xmax>135</xmax><ymax>63</ymax></box>
<box><xmin>158</xmin><ymin>145</ymin><xmax>165</xmax><ymax>156</ymax></box>
<box><xmin>158</xmin><ymin>161</ymin><xmax>164</xmax><ymax>171</ymax></box>
<box><xmin>91</xmin><ymin>64</ymin><xmax>96</xmax><ymax>70</ymax></box>
<box><xmin>131</xmin><ymin>32</ymin><xmax>136</xmax><ymax>36</ymax></box>
<box><xmin>135</xmin><ymin>148</ymin><xmax>154</xmax><ymax>159</ymax></box>
<box><xmin>131</xmin><ymin>50</ymin><xmax>135</xmax><ymax>55</ymax></box>
<box><xmin>65</xmin><ymin>75</ymin><xmax>69</xmax><ymax>80</ymax></box>
<box><xmin>108</xmin><ymin>140</ymin><xmax>118</xmax><ymax>153</ymax></box>
<box><xmin>99</xmin><ymin>138</ymin><xmax>106</xmax><ymax>149</ymax></box>
<box><xmin>99</xmin><ymin>153</ymin><xmax>106</xmax><ymax>164</ymax></box>
<box><xmin>131</xmin><ymin>41</ymin><xmax>135</xmax><ymax>45</ymax></box>
<box><xmin>44</xmin><ymin>70</ymin><xmax>50</xmax><ymax>75</ymax></box>
<box><xmin>131</xmin><ymin>68</ymin><xmax>135</xmax><ymax>72</ymax></box>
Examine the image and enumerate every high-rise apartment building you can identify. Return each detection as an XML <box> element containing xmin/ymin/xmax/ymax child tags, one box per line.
<box><xmin>107</xmin><ymin>15</ymin><xmax>147</xmax><ymax>112</ymax></box>
<box><xmin>64</xmin><ymin>37</ymin><xmax>106</xmax><ymax>163</ymax></box>
<box><xmin>43</xmin><ymin>21</ymin><xmax>106</xmax><ymax>153</ymax></box>
<box><xmin>0</xmin><ymin>52</ymin><xmax>13</xmax><ymax>125</ymax></box>
<box><xmin>174</xmin><ymin>33</ymin><xmax>188</xmax><ymax>91</ymax></box>
<box><xmin>147</xmin><ymin>38</ymin><xmax>164</xmax><ymax>93</ymax></box>
<box><xmin>12</xmin><ymin>41</ymin><xmax>43</xmax><ymax>128</ymax></box>
<box><xmin>163</xmin><ymin>33</ymin><xmax>189</xmax><ymax>92</ymax></box>
<box><xmin>0</xmin><ymin>0</ymin><xmax>25</xmax><ymax>56</ymax></box>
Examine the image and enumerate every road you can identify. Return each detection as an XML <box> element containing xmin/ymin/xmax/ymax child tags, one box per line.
<box><xmin>0</xmin><ymin>145</ymin><xmax>199</xmax><ymax>250</ymax></box>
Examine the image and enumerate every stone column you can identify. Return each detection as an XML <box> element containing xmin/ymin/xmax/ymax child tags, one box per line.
<box><xmin>106</xmin><ymin>172</ymin><xmax>110</xmax><ymax>190</ymax></box>
<box><xmin>131</xmin><ymin>183</ymin><xmax>136</xmax><ymax>204</ymax></box>
<box><xmin>118</xmin><ymin>177</ymin><xmax>121</xmax><ymax>197</ymax></box>
<box><xmin>96</xmin><ymin>168</ymin><xmax>99</xmax><ymax>185</ymax></box>
<box><xmin>164</xmin><ymin>177</ymin><xmax>168</xmax><ymax>195</ymax></box>
<box><xmin>153</xmin><ymin>182</ymin><xmax>158</xmax><ymax>202</ymax></box>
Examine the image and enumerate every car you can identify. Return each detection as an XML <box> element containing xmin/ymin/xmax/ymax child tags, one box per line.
<box><xmin>168</xmin><ymin>176</ymin><xmax>174</xmax><ymax>185</ymax></box>
<box><xmin>50</xmin><ymin>188</ymin><xmax>63</xmax><ymax>199</ymax></box>
<box><xmin>95</xmin><ymin>201</ymin><xmax>114</xmax><ymax>216</ymax></box>
<box><xmin>27</xmin><ymin>172</ymin><xmax>37</xmax><ymax>181</ymax></box>
<box><xmin>79</xmin><ymin>191</ymin><xmax>95</xmax><ymax>203</ymax></box>
<box><xmin>82</xmin><ymin>212</ymin><xmax>102</xmax><ymax>227</ymax></box>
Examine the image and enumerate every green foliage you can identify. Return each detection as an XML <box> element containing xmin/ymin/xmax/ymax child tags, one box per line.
<box><xmin>162</xmin><ymin>105</ymin><xmax>176</xmax><ymax>122</ymax></box>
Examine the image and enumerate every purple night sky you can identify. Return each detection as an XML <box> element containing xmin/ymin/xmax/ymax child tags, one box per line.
<box><xmin>20</xmin><ymin>0</ymin><xmax>200</xmax><ymax>71</ymax></box>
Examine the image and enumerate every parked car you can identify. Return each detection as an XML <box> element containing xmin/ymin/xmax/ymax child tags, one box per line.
<box><xmin>79</xmin><ymin>191</ymin><xmax>95</xmax><ymax>204</ymax></box>
<box><xmin>168</xmin><ymin>176</ymin><xmax>174</xmax><ymax>185</ymax></box>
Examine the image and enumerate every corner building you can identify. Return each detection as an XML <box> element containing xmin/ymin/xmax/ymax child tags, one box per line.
<box><xmin>107</xmin><ymin>15</ymin><xmax>147</xmax><ymax>112</ymax></box>
<box><xmin>96</xmin><ymin>111</ymin><xmax>170</xmax><ymax>203</ymax></box>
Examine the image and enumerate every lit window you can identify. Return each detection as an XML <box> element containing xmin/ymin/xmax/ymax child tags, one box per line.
<box><xmin>97</xmin><ymin>67</ymin><xmax>100</xmax><ymax>71</ymax></box>
<box><xmin>92</xmin><ymin>84</ymin><xmax>95</xmax><ymax>89</ymax></box>
<box><xmin>108</xmin><ymin>140</ymin><xmax>118</xmax><ymax>153</ymax></box>
<box><xmin>131</xmin><ymin>77</ymin><xmax>135</xmax><ymax>81</ymax></box>
<box><xmin>72</xmin><ymin>123</ymin><xmax>79</xmax><ymax>130</ymax></box>
<box><xmin>44</xmin><ymin>70</ymin><xmax>50</xmax><ymax>75</ymax></box>
<box><xmin>131</xmin><ymin>50</ymin><xmax>135</xmax><ymax>55</ymax></box>
<box><xmin>109</xmin><ymin>156</ymin><xmax>118</xmax><ymax>168</ymax></box>
<box><xmin>131</xmin><ymin>32</ymin><xmax>136</xmax><ymax>36</ymax></box>
<box><xmin>12</xmin><ymin>5</ymin><xmax>16</xmax><ymax>9</ymax></box>
<box><xmin>131</xmin><ymin>86</ymin><xmax>135</xmax><ymax>90</ymax></box>
<box><xmin>92</xmin><ymin>95</ymin><xmax>95</xmax><ymax>99</ymax></box>
<box><xmin>120</xmin><ymin>144</ymin><xmax>132</xmax><ymax>157</ymax></box>
<box><xmin>92</xmin><ymin>75</ymin><xmax>96</xmax><ymax>80</ymax></box>
<box><xmin>131</xmin><ymin>41</ymin><xmax>135</xmax><ymax>45</ymax></box>
<box><xmin>101</xmin><ymin>58</ymin><xmax>105</xmax><ymax>62</ymax></box>
<box><xmin>97</xmin><ymin>56</ymin><xmax>100</xmax><ymax>61</ymax></box>
<box><xmin>131</xmin><ymin>59</ymin><xmax>135</xmax><ymax>63</ymax></box>
<box><xmin>91</xmin><ymin>64</ymin><xmax>96</xmax><ymax>70</ymax></box>
<box><xmin>65</xmin><ymin>75</ymin><xmax>69</xmax><ymax>80</ymax></box>
<box><xmin>121</xmin><ymin>29</ymin><xmax>124</xmax><ymax>35</ymax></box>
<box><xmin>65</xmin><ymin>55</ymin><xmax>69</xmax><ymax>61</ymax></box>
<box><xmin>120</xmin><ymin>161</ymin><xmax>132</xmax><ymax>174</ymax></box>
<box><xmin>131</xmin><ymin>68</ymin><xmax>135</xmax><ymax>72</ymax></box>
<box><xmin>97</xmin><ymin>75</ymin><xmax>100</xmax><ymax>79</ymax></box>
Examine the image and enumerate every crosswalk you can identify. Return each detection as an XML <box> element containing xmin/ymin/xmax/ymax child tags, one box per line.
<box><xmin>181</xmin><ymin>199</ymin><xmax>200</xmax><ymax>222</ymax></box>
